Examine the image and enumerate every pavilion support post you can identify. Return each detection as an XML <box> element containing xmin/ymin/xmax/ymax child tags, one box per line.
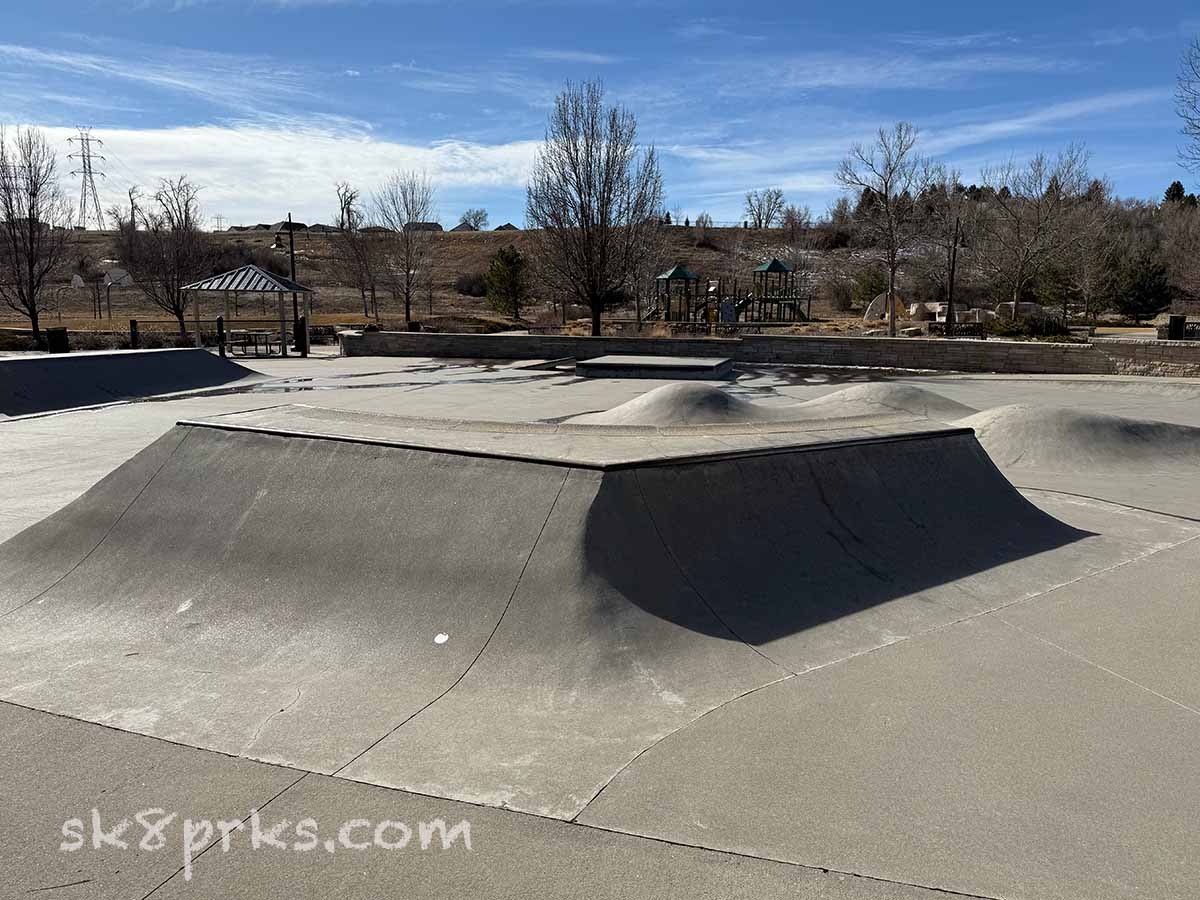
<box><xmin>193</xmin><ymin>291</ymin><xmax>201</xmax><ymax>348</ymax></box>
<box><xmin>278</xmin><ymin>292</ymin><xmax>288</xmax><ymax>357</ymax></box>
<box><xmin>303</xmin><ymin>292</ymin><xmax>312</xmax><ymax>357</ymax></box>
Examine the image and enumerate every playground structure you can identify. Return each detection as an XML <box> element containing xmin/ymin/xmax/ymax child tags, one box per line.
<box><xmin>646</xmin><ymin>258</ymin><xmax>808</xmax><ymax>326</ymax></box>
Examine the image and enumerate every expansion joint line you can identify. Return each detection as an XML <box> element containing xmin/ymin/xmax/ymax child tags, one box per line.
<box><xmin>140</xmin><ymin>771</ymin><xmax>311</xmax><ymax>898</ymax></box>
<box><xmin>0</xmin><ymin>428</ymin><xmax>195</xmax><ymax>622</ymax></box>
<box><xmin>329</xmin><ymin>468</ymin><xmax>572</xmax><ymax>776</ymax></box>
<box><xmin>631</xmin><ymin>467</ymin><xmax>791</xmax><ymax>674</ymax></box>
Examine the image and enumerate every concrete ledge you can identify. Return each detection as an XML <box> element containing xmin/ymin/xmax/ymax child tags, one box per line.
<box><xmin>338</xmin><ymin>330</ymin><xmax>1200</xmax><ymax>378</ymax></box>
<box><xmin>576</xmin><ymin>355</ymin><xmax>734</xmax><ymax>379</ymax></box>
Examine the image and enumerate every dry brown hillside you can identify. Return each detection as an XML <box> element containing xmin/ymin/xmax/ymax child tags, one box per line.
<box><xmin>13</xmin><ymin>225</ymin><xmax>862</xmax><ymax>334</ymax></box>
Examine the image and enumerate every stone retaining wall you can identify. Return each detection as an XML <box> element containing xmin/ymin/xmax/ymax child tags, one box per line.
<box><xmin>339</xmin><ymin>330</ymin><xmax>1200</xmax><ymax>377</ymax></box>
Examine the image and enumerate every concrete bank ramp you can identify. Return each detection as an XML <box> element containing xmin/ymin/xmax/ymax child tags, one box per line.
<box><xmin>960</xmin><ymin>404</ymin><xmax>1200</xmax><ymax>471</ymax></box>
<box><xmin>0</xmin><ymin>348</ymin><xmax>258</xmax><ymax>416</ymax></box>
<box><xmin>569</xmin><ymin>382</ymin><xmax>975</xmax><ymax>426</ymax></box>
<box><xmin>0</xmin><ymin>405</ymin><xmax>1160</xmax><ymax>819</ymax></box>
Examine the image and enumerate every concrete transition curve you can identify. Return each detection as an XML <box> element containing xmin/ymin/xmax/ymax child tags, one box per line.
<box><xmin>0</xmin><ymin>405</ymin><xmax>1119</xmax><ymax>820</ymax></box>
<box><xmin>0</xmin><ymin>348</ymin><xmax>258</xmax><ymax>417</ymax></box>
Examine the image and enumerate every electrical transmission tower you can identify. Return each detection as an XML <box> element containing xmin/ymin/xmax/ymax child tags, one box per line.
<box><xmin>67</xmin><ymin>127</ymin><xmax>106</xmax><ymax>230</ymax></box>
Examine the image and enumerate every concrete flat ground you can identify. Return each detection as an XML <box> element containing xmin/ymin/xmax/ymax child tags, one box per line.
<box><xmin>2</xmin><ymin>353</ymin><xmax>1200</xmax><ymax>899</ymax></box>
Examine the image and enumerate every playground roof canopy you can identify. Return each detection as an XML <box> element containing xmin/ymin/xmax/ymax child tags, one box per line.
<box><xmin>182</xmin><ymin>264</ymin><xmax>313</xmax><ymax>295</ymax></box>
<box><xmin>754</xmin><ymin>258</ymin><xmax>793</xmax><ymax>274</ymax></box>
<box><xmin>657</xmin><ymin>264</ymin><xmax>699</xmax><ymax>281</ymax></box>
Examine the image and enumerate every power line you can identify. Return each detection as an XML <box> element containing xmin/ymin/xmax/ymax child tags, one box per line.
<box><xmin>67</xmin><ymin>127</ymin><xmax>106</xmax><ymax>230</ymax></box>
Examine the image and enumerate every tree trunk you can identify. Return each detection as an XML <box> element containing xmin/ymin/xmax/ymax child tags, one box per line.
<box><xmin>30</xmin><ymin>310</ymin><xmax>41</xmax><ymax>349</ymax></box>
<box><xmin>946</xmin><ymin>242</ymin><xmax>957</xmax><ymax>337</ymax></box>
<box><xmin>176</xmin><ymin>311</ymin><xmax>187</xmax><ymax>337</ymax></box>
<box><xmin>887</xmin><ymin>267</ymin><xmax>897</xmax><ymax>337</ymax></box>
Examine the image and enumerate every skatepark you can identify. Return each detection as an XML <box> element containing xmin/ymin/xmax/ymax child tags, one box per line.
<box><xmin>3</xmin><ymin>347</ymin><xmax>1200</xmax><ymax>899</ymax></box>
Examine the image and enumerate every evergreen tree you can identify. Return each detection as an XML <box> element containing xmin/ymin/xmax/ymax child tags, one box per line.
<box><xmin>1165</xmin><ymin>180</ymin><xmax>1187</xmax><ymax>203</ymax></box>
<box><xmin>1113</xmin><ymin>242</ymin><xmax>1171</xmax><ymax>322</ymax></box>
<box><xmin>485</xmin><ymin>246</ymin><xmax>531</xmax><ymax>320</ymax></box>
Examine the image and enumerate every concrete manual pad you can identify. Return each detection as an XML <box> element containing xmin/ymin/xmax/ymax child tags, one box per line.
<box><xmin>575</xmin><ymin>354</ymin><xmax>734</xmax><ymax>379</ymax></box>
<box><xmin>578</xmin><ymin>613</ymin><xmax>1200</xmax><ymax>900</ymax></box>
<box><xmin>0</xmin><ymin>701</ymin><xmax>298</xmax><ymax>900</ymax></box>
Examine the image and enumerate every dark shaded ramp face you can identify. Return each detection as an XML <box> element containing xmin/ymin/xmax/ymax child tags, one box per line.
<box><xmin>0</xmin><ymin>426</ymin><xmax>567</xmax><ymax>772</ymax></box>
<box><xmin>609</xmin><ymin>433</ymin><xmax>1099</xmax><ymax>672</ymax></box>
<box><xmin>0</xmin><ymin>348</ymin><xmax>257</xmax><ymax>416</ymax></box>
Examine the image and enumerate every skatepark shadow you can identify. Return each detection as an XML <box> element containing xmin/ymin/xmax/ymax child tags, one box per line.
<box><xmin>581</xmin><ymin>435</ymin><xmax>1095</xmax><ymax>652</ymax></box>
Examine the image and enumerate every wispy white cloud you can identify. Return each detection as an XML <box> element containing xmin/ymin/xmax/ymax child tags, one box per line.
<box><xmin>525</xmin><ymin>49</ymin><xmax>620</xmax><ymax>65</ymax></box>
<box><xmin>758</xmin><ymin>51</ymin><xmax>1079</xmax><ymax>92</ymax></box>
<box><xmin>0</xmin><ymin>41</ymin><xmax>315</xmax><ymax>111</ymax></box>
<box><xmin>672</xmin><ymin>18</ymin><xmax>763</xmax><ymax>42</ymax></box>
<box><xmin>921</xmin><ymin>88</ymin><xmax>1169</xmax><ymax>154</ymax></box>
<box><xmin>892</xmin><ymin>31</ymin><xmax>1021</xmax><ymax>49</ymax></box>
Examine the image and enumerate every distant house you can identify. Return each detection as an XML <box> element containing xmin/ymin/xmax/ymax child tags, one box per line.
<box><xmin>495</xmin><ymin>222</ymin><xmax>519</xmax><ymax>231</ymax></box>
<box><xmin>360</xmin><ymin>225</ymin><xmax>394</xmax><ymax>234</ymax></box>
<box><xmin>404</xmin><ymin>221</ymin><xmax>444</xmax><ymax>232</ymax></box>
<box><xmin>449</xmin><ymin>222</ymin><xmax>478</xmax><ymax>232</ymax></box>
<box><xmin>307</xmin><ymin>223</ymin><xmax>338</xmax><ymax>233</ymax></box>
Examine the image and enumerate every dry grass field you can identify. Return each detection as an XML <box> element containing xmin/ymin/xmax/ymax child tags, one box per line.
<box><xmin>2</xmin><ymin>224</ymin><xmax>867</xmax><ymax>337</ymax></box>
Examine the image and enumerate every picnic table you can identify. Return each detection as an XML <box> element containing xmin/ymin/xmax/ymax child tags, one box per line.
<box><xmin>227</xmin><ymin>329</ymin><xmax>283</xmax><ymax>357</ymax></box>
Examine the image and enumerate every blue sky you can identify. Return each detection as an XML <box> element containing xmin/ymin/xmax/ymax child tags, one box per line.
<box><xmin>1</xmin><ymin>1</ymin><xmax>1197</xmax><ymax>227</ymax></box>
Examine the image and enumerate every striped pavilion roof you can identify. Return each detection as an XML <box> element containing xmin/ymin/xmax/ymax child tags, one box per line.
<box><xmin>181</xmin><ymin>265</ymin><xmax>313</xmax><ymax>294</ymax></box>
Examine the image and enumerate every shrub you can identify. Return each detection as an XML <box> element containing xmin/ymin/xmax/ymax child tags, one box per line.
<box><xmin>455</xmin><ymin>271</ymin><xmax>488</xmax><ymax>297</ymax></box>
<box><xmin>985</xmin><ymin>315</ymin><xmax>1070</xmax><ymax>339</ymax></box>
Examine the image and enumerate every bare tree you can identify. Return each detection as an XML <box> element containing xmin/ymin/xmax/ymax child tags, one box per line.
<box><xmin>975</xmin><ymin>146</ymin><xmax>1091</xmax><ymax>315</ymax></box>
<box><xmin>119</xmin><ymin>176</ymin><xmax>213</xmax><ymax>335</ymax></box>
<box><xmin>782</xmin><ymin>231</ymin><xmax>818</xmax><ymax>319</ymax></box>
<box><xmin>838</xmin><ymin>122</ymin><xmax>928</xmax><ymax>336</ymax></box>
<box><xmin>373</xmin><ymin>171</ymin><xmax>437</xmax><ymax>324</ymax></box>
<box><xmin>1179</xmin><ymin>37</ymin><xmax>1200</xmax><ymax>172</ymax></box>
<box><xmin>921</xmin><ymin>165</ymin><xmax>975</xmax><ymax>334</ymax></box>
<box><xmin>526</xmin><ymin>80</ymin><xmax>665</xmax><ymax>336</ymax></box>
<box><xmin>629</xmin><ymin>211</ymin><xmax>671</xmax><ymax>327</ymax></box>
<box><xmin>459</xmin><ymin>207</ymin><xmax>488</xmax><ymax>230</ymax></box>
<box><xmin>0</xmin><ymin>126</ymin><xmax>74</xmax><ymax>346</ymax></box>
<box><xmin>1162</xmin><ymin>199</ymin><xmax>1200</xmax><ymax>302</ymax></box>
<box><xmin>329</xmin><ymin>182</ymin><xmax>379</xmax><ymax>318</ymax></box>
<box><xmin>781</xmin><ymin>203</ymin><xmax>812</xmax><ymax>239</ymax></box>
<box><xmin>1066</xmin><ymin>179</ymin><xmax>1118</xmax><ymax>321</ymax></box>
<box><xmin>744</xmin><ymin>188</ymin><xmax>786</xmax><ymax>229</ymax></box>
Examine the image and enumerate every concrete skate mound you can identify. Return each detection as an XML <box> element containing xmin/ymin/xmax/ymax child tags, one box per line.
<box><xmin>570</xmin><ymin>383</ymin><xmax>774</xmax><ymax>425</ymax></box>
<box><xmin>570</xmin><ymin>382</ymin><xmax>975</xmax><ymax>427</ymax></box>
<box><xmin>0</xmin><ymin>348</ymin><xmax>259</xmax><ymax>417</ymax></box>
<box><xmin>790</xmin><ymin>383</ymin><xmax>976</xmax><ymax>421</ymax></box>
<box><xmin>0</xmin><ymin>406</ymin><xmax>1099</xmax><ymax>819</ymax></box>
<box><xmin>959</xmin><ymin>404</ymin><xmax>1200</xmax><ymax>471</ymax></box>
